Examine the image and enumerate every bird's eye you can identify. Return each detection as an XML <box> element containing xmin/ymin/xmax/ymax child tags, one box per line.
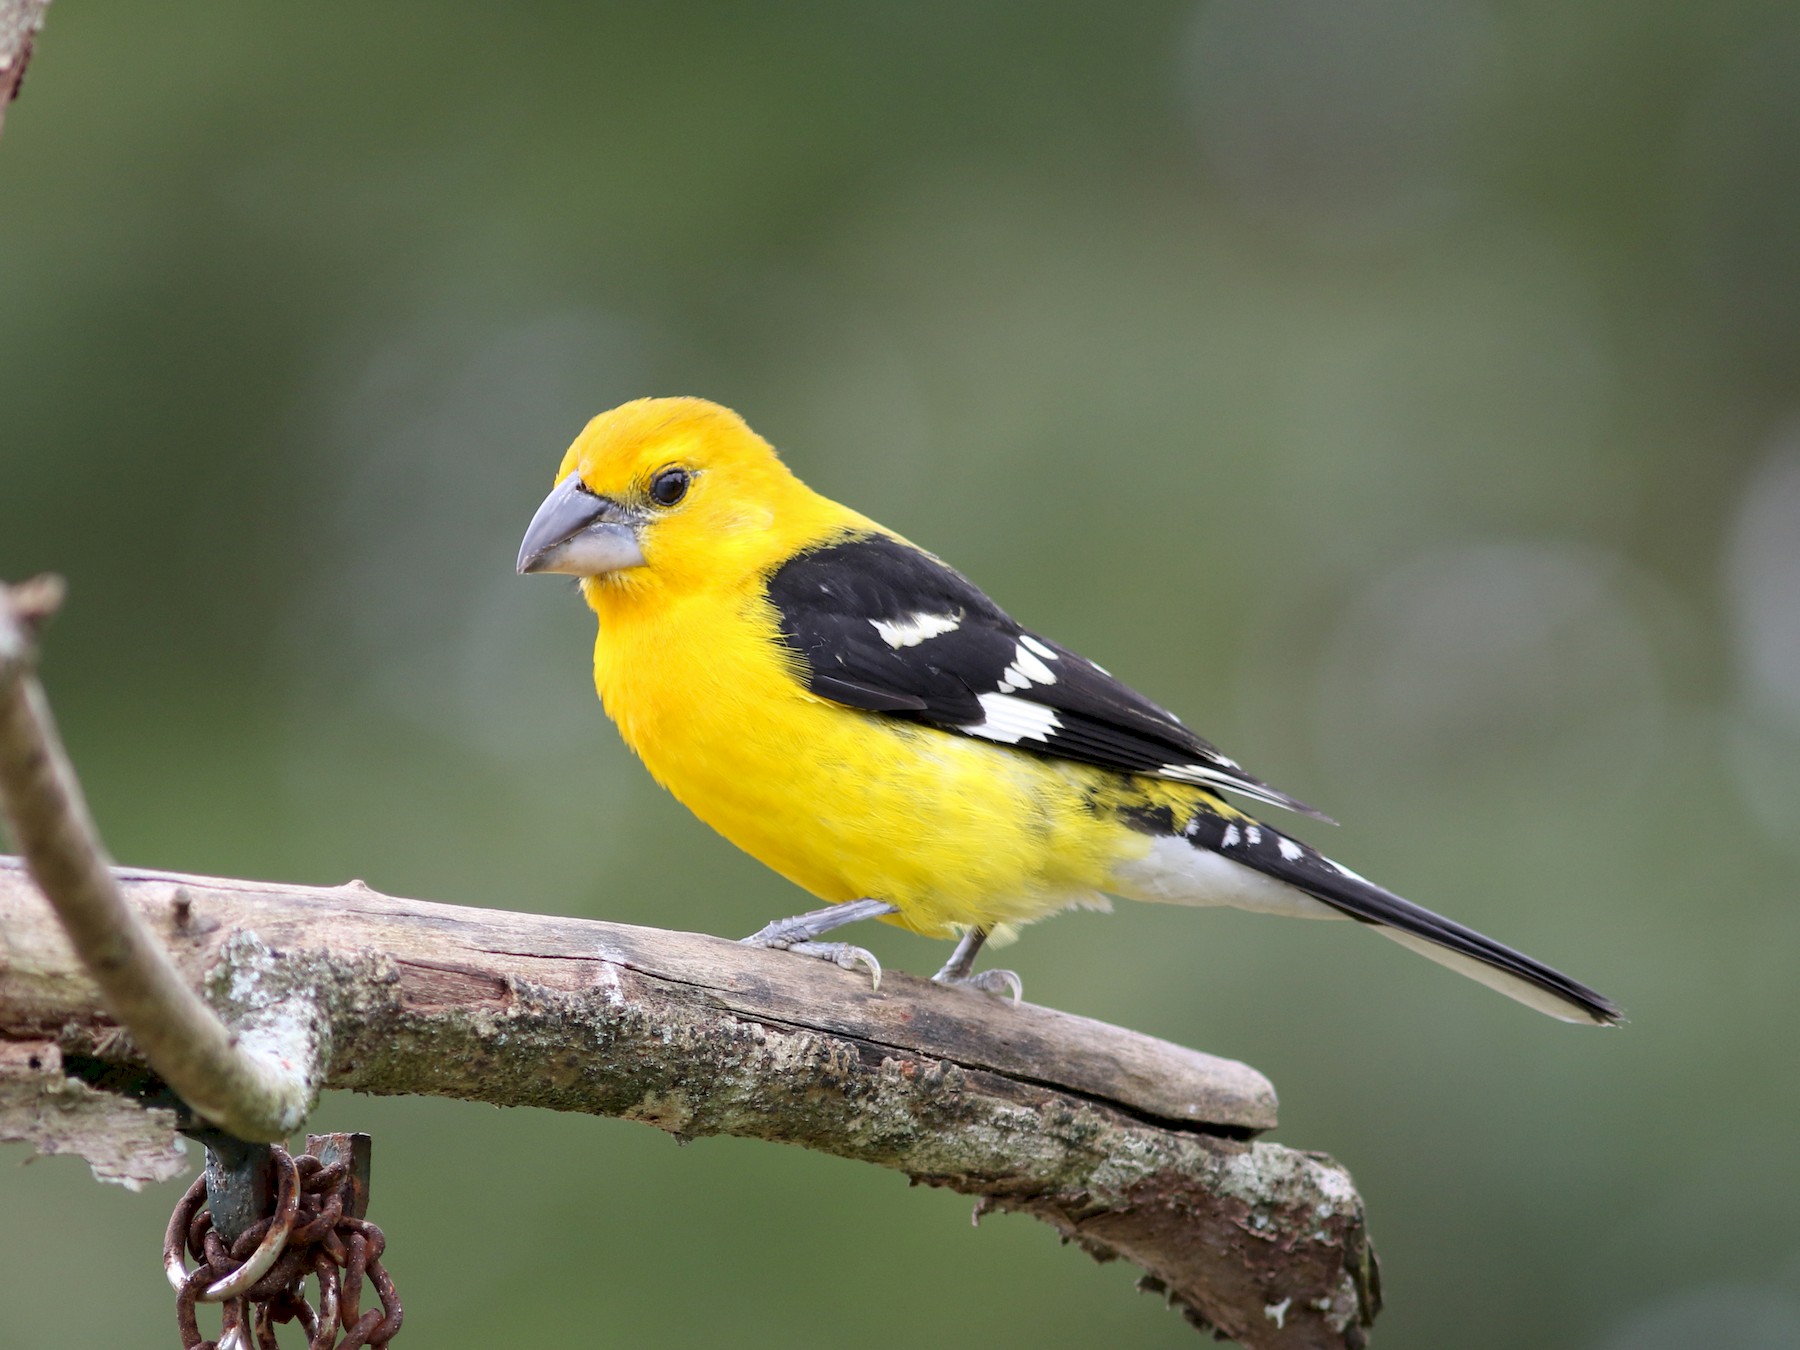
<box><xmin>649</xmin><ymin>467</ymin><xmax>691</xmax><ymax>507</ymax></box>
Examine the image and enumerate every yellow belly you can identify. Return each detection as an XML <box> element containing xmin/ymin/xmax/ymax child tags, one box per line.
<box><xmin>585</xmin><ymin>580</ymin><xmax>1160</xmax><ymax>937</ymax></box>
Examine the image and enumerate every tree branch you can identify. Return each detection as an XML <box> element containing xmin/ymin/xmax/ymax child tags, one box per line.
<box><xmin>0</xmin><ymin>0</ymin><xmax>50</xmax><ymax>139</ymax></box>
<box><xmin>1</xmin><ymin>857</ymin><xmax>1379</xmax><ymax>1348</ymax></box>
<box><xmin>0</xmin><ymin>578</ymin><xmax>320</xmax><ymax>1140</ymax></box>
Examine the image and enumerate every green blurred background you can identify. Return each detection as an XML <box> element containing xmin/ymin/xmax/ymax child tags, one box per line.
<box><xmin>4</xmin><ymin>1</ymin><xmax>1799</xmax><ymax>1345</ymax></box>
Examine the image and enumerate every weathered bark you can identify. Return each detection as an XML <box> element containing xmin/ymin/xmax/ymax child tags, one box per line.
<box><xmin>0</xmin><ymin>858</ymin><xmax>1381</xmax><ymax>1348</ymax></box>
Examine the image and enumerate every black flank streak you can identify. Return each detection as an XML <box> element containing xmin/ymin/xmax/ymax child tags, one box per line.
<box><xmin>1115</xmin><ymin>804</ymin><xmax>1177</xmax><ymax>836</ymax></box>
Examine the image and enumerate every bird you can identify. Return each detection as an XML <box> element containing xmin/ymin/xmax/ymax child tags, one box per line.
<box><xmin>516</xmin><ymin>396</ymin><xmax>1619</xmax><ymax>1025</ymax></box>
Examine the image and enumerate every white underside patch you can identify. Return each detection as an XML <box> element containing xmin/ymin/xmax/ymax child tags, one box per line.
<box><xmin>1111</xmin><ymin>835</ymin><xmax>1341</xmax><ymax>918</ymax></box>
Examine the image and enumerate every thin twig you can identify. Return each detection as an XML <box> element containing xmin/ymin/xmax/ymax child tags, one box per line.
<box><xmin>0</xmin><ymin>578</ymin><xmax>318</xmax><ymax>1140</ymax></box>
<box><xmin>0</xmin><ymin>0</ymin><xmax>52</xmax><ymax>139</ymax></box>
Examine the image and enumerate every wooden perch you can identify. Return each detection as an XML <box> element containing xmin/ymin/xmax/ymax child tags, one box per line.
<box><xmin>0</xmin><ymin>859</ymin><xmax>1379</xmax><ymax>1348</ymax></box>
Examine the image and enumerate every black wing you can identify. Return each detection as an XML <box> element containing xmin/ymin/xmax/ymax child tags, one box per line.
<box><xmin>765</xmin><ymin>532</ymin><xmax>1328</xmax><ymax>820</ymax></box>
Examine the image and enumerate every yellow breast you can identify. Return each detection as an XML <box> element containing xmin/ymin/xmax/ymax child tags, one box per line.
<box><xmin>582</xmin><ymin>572</ymin><xmax>1152</xmax><ymax>937</ymax></box>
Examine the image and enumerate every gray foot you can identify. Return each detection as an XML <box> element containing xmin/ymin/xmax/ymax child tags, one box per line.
<box><xmin>741</xmin><ymin>898</ymin><xmax>898</xmax><ymax>990</ymax></box>
<box><xmin>930</xmin><ymin>926</ymin><xmax>1023</xmax><ymax>1004</ymax></box>
<box><xmin>934</xmin><ymin>966</ymin><xmax>1024</xmax><ymax>1003</ymax></box>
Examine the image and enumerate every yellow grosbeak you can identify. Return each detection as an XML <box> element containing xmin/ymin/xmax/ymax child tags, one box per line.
<box><xmin>517</xmin><ymin>397</ymin><xmax>1617</xmax><ymax>1024</ymax></box>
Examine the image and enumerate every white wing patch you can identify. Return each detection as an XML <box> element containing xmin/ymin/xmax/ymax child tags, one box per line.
<box><xmin>967</xmin><ymin>692</ymin><xmax>1061</xmax><ymax>744</ymax></box>
<box><xmin>995</xmin><ymin>641</ymin><xmax>1057</xmax><ymax>692</ymax></box>
<box><xmin>1156</xmin><ymin>759</ymin><xmax>1310</xmax><ymax>815</ymax></box>
<box><xmin>1019</xmin><ymin>634</ymin><xmax>1058</xmax><ymax>660</ymax></box>
<box><xmin>870</xmin><ymin>612</ymin><xmax>962</xmax><ymax>648</ymax></box>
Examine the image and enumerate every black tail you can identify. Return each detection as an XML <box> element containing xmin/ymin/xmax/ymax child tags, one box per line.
<box><xmin>1188</xmin><ymin>812</ymin><xmax>1622</xmax><ymax>1025</ymax></box>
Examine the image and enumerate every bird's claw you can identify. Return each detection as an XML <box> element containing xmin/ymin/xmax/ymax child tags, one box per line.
<box><xmin>737</xmin><ymin>899</ymin><xmax>895</xmax><ymax>990</ymax></box>
<box><xmin>777</xmin><ymin>940</ymin><xmax>883</xmax><ymax>990</ymax></box>
<box><xmin>933</xmin><ymin>967</ymin><xmax>1023</xmax><ymax>1005</ymax></box>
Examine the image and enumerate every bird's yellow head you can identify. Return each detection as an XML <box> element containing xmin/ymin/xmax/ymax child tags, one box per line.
<box><xmin>517</xmin><ymin>397</ymin><xmax>845</xmax><ymax>603</ymax></box>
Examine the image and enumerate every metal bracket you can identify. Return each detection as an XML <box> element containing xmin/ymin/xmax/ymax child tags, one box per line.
<box><xmin>307</xmin><ymin>1131</ymin><xmax>373</xmax><ymax>1218</ymax></box>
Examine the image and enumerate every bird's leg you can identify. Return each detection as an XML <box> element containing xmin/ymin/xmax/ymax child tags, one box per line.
<box><xmin>931</xmin><ymin>927</ymin><xmax>1023</xmax><ymax>1004</ymax></box>
<box><xmin>740</xmin><ymin>898</ymin><xmax>899</xmax><ymax>989</ymax></box>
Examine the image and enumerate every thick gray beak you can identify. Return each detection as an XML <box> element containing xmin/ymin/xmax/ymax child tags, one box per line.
<box><xmin>516</xmin><ymin>475</ymin><xmax>647</xmax><ymax>576</ymax></box>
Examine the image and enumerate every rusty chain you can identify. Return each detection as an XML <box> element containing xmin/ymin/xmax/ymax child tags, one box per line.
<box><xmin>165</xmin><ymin>1136</ymin><xmax>402</xmax><ymax>1349</ymax></box>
